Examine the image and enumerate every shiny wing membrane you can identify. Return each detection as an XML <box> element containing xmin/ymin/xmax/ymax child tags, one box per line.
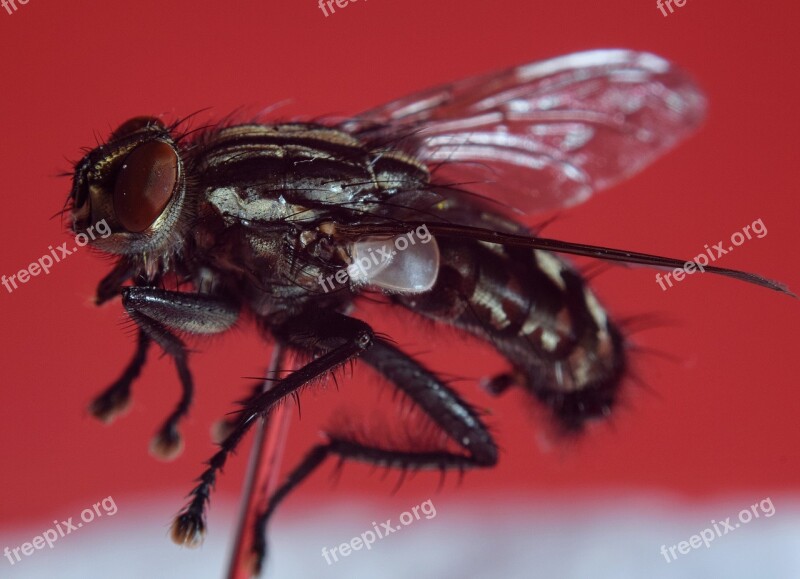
<box><xmin>346</xmin><ymin>49</ymin><xmax>707</xmax><ymax>213</ymax></box>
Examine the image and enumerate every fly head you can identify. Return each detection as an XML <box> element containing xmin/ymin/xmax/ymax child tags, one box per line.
<box><xmin>68</xmin><ymin>117</ymin><xmax>188</xmax><ymax>258</ymax></box>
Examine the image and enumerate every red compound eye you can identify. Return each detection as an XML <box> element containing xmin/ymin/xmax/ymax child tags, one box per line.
<box><xmin>113</xmin><ymin>141</ymin><xmax>179</xmax><ymax>233</ymax></box>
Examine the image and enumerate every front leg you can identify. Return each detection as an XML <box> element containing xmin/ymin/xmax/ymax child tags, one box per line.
<box><xmin>88</xmin><ymin>328</ymin><xmax>151</xmax><ymax>424</ymax></box>
<box><xmin>100</xmin><ymin>287</ymin><xmax>238</xmax><ymax>460</ymax></box>
<box><xmin>87</xmin><ymin>260</ymin><xmax>150</xmax><ymax>424</ymax></box>
<box><xmin>94</xmin><ymin>258</ymin><xmax>137</xmax><ymax>305</ymax></box>
<box><xmin>170</xmin><ymin>311</ymin><xmax>374</xmax><ymax>547</ymax></box>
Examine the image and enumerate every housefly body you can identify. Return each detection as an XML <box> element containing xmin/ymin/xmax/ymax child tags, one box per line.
<box><xmin>66</xmin><ymin>49</ymin><xmax>793</xmax><ymax>574</ymax></box>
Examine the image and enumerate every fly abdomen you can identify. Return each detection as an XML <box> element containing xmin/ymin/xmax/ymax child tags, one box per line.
<box><xmin>397</xmin><ymin>237</ymin><xmax>625</xmax><ymax>432</ymax></box>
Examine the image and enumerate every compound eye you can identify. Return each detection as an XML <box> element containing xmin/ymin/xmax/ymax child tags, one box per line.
<box><xmin>111</xmin><ymin>116</ymin><xmax>166</xmax><ymax>141</ymax></box>
<box><xmin>113</xmin><ymin>141</ymin><xmax>179</xmax><ymax>233</ymax></box>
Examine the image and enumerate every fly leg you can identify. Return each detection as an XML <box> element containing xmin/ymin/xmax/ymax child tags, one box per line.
<box><xmin>94</xmin><ymin>257</ymin><xmax>136</xmax><ymax>305</ymax></box>
<box><xmin>105</xmin><ymin>287</ymin><xmax>239</xmax><ymax>459</ymax></box>
<box><xmin>249</xmin><ymin>338</ymin><xmax>498</xmax><ymax>574</ymax></box>
<box><xmin>211</xmin><ymin>374</ymin><xmax>276</xmax><ymax>444</ymax></box>
<box><xmin>88</xmin><ymin>260</ymin><xmax>150</xmax><ymax>423</ymax></box>
<box><xmin>88</xmin><ymin>328</ymin><xmax>151</xmax><ymax>423</ymax></box>
<box><xmin>170</xmin><ymin>311</ymin><xmax>375</xmax><ymax>547</ymax></box>
<box><xmin>88</xmin><ymin>259</ymin><xmax>173</xmax><ymax>427</ymax></box>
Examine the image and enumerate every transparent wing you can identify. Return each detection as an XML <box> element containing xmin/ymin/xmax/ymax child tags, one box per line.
<box><xmin>346</xmin><ymin>49</ymin><xmax>707</xmax><ymax>213</ymax></box>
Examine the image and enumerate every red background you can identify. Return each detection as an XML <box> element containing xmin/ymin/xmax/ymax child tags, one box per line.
<box><xmin>1</xmin><ymin>0</ymin><xmax>798</xmax><ymax>544</ymax></box>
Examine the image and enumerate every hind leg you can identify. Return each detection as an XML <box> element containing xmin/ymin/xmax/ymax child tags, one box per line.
<box><xmin>248</xmin><ymin>338</ymin><xmax>498</xmax><ymax>574</ymax></box>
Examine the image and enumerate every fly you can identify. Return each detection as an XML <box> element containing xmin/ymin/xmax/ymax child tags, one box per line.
<box><xmin>65</xmin><ymin>49</ymin><xmax>794</xmax><ymax>575</ymax></box>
